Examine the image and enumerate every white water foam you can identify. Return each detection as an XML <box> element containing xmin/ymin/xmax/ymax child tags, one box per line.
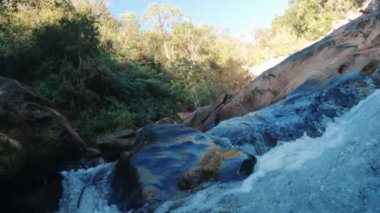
<box><xmin>157</xmin><ymin>89</ymin><xmax>380</xmax><ymax>212</ymax></box>
<box><xmin>239</xmin><ymin>89</ymin><xmax>380</xmax><ymax>193</ymax></box>
<box><xmin>58</xmin><ymin>90</ymin><xmax>380</xmax><ymax>213</ymax></box>
<box><xmin>58</xmin><ymin>162</ymin><xmax>119</xmax><ymax>213</ymax></box>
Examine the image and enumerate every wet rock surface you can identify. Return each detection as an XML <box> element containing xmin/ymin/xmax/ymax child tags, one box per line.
<box><xmin>107</xmin><ymin>68</ymin><xmax>380</xmax><ymax>212</ymax></box>
<box><xmin>207</xmin><ymin>70</ymin><xmax>379</xmax><ymax>155</ymax></box>
<box><xmin>58</xmin><ymin>68</ymin><xmax>380</xmax><ymax>212</ymax></box>
<box><xmin>111</xmin><ymin>124</ymin><xmax>255</xmax><ymax>211</ymax></box>
<box><xmin>186</xmin><ymin>11</ymin><xmax>380</xmax><ymax>131</ymax></box>
<box><xmin>157</xmin><ymin>89</ymin><xmax>380</xmax><ymax>212</ymax></box>
<box><xmin>55</xmin><ymin>10</ymin><xmax>380</xmax><ymax>212</ymax></box>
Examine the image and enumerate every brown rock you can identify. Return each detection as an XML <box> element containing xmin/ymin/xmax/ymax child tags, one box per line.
<box><xmin>86</xmin><ymin>147</ymin><xmax>101</xmax><ymax>157</ymax></box>
<box><xmin>183</xmin><ymin>94</ymin><xmax>230</xmax><ymax>131</ymax></box>
<box><xmin>155</xmin><ymin>117</ymin><xmax>174</xmax><ymax>124</ymax></box>
<box><xmin>185</xmin><ymin>12</ymin><xmax>380</xmax><ymax>131</ymax></box>
<box><xmin>0</xmin><ymin>77</ymin><xmax>86</xmax><ymax>212</ymax></box>
<box><xmin>0</xmin><ymin>77</ymin><xmax>86</xmax><ymax>180</ymax></box>
<box><xmin>362</xmin><ymin>60</ymin><xmax>380</xmax><ymax>75</ymax></box>
<box><xmin>177</xmin><ymin>112</ymin><xmax>194</xmax><ymax>121</ymax></box>
<box><xmin>96</xmin><ymin>129</ymin><xmax>137</xmax><ymax>161</ymax></box>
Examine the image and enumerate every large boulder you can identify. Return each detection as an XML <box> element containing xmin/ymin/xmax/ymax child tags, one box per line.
<box><xmin>207</xmin><ymin>68</ymin><xmax>380</xmax><ymax>155</ymax></box>
<box><xmin>111</xmin><ymin>124</ymin><xmax>255</xmax><ymax>211</ymax></box>
<box><xmin>0</xmin><ymin>77</ymin><xmax>86</xmax><ymax>211</ymax></box>
<box><xmin>96</xmin><ymin>117</ymin><xmax>175</xmax><ymax>161</ymax></box>
<box><xmin>96</xmin><ymin>129</ymin><xmax>137</xmax><ymax>161</ymax></box>
<box><xmin>183</xmin><ymin>94</ymin><xmax>229</xmax><ymax>131</ymax></box>
<box><xmin>185</xmin><ymin>11</ymin><xmax>380</xmax><ymax>131</ymax></box>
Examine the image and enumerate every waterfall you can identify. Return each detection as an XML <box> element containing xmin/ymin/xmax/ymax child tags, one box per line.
<box><xmin>58</xmin><ymin>162</ymin><xmax>119</xmax><ymax>213</ymax></box>
<box><xmin>58</xmin><ymin>90</ymin><xmax>380</xmax><ymax>212</ymax></box>
<box><xmin>157</xmin><ymin>89</ymin><xmax>380</xmax><ymax>212</ymax></box>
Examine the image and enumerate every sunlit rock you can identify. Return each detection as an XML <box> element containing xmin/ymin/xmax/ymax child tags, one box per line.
<box><xmin>186</xmin><ymin>12</ymin><xmax>380</xmax><ymax>131</ymax></box>
<box><xmin>157</xmin><ymin>90</ymin><xmax>380</xmax><ymax>212</ymax></box>
<box><xmin>207</xmin><ymin>70</ymin><xmax>378</xmax><ymax>155</ymax></box>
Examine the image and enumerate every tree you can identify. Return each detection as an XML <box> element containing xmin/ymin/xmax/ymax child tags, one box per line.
<box><xmin>33</xmin><ymin>13</ymin><xmax>99</xmax><ymax>63</ymax></box>
<box><xmin>142</xmin><ymin>3</ymin><xmax>183</xmax><ymax>33</ymax></box>
<box><xmin>115</xmin><ymin>12</ymin><xmax>141</xmax><ymax>59</ymax></box>
<box><xmin>273</xmin><ymin>0</ymin><xmax>366</xmax><ymax>40</ymax></box>
<box><xmin>142</xmin><ymin>3</ymin><xmax>184</xmax><ymax>62</ymax></box>
<box><xmin>1</xmin><ymin>0</ymin><xmax>69</xmax><ymax>10</ymax></box>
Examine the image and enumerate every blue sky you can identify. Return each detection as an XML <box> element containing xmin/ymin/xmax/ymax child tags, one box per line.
<box><xmin>108</xmin><ymin>0</ymin><xmax>289</xmax><ymax>37</ymax></box>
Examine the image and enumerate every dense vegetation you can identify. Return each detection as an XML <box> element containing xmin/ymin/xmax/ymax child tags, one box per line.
<box><xmin>0</xmin><ymin>0</ymin><xmax>366</xmax><ymax>141</ymax></box>
<box><xmin>251</xmin><ymin>0</ymin><xmax>367</xmax><ymax>63</ymax></box>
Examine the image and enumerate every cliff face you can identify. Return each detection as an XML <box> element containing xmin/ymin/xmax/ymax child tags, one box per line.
<box><xmin>185</xmin><ymin>11</ymin><xmax>380</xmax><ymax>131</ymax></box>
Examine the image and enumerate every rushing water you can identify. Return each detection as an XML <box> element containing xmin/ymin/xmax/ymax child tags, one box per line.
<box><xmin>58</xmin><ymin>162</ymin><xmax>119</xmax><ymax>213</ymax></box>
<box><xmin>58</xmin><ymin>90</ymin><xmax>380</xmax><ymax>212</ymax></box>
<box><xmin>157</xmin><ymin>90</ymin><xmax>380</xmax><ymax>212</ymax></box>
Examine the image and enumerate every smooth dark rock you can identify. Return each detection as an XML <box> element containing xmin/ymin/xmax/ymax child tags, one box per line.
<box><xmin>111</xmin><ymin>124</ymin><xmax>254</xmax><ymax>211</ymax></box>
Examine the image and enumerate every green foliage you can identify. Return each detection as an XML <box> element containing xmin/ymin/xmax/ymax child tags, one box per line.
<box><xmin>247</xmin><ymin>0</ymin><xmax>367</xmax><ymax>66</ymax></box>
<box><xmin>191</xmin><ymin>80</ymin><xmax>221</xmax><ymax>108</ymax></box>
<box><xmin>74</xmin><ymin>103</ymin><xmax>136</xmax><ymax>141</ymax></box>
<box><xmin>142</xmin><ymin>2</ymin><xmax>183</xmax><ymax>33</ymax></box>
<box><xmin>0</xmin><ymin>1</ymin><xmax>187</xmax><ymax>142</ymax></box>
<box><xmin>0</xmin><ymin>0</ymin><xmax>369</xmax><ymax>142</ymax></box>
<box><xmin>33</xmin><ymin>13</ymin><xmax>99</xmax><ymax>63</ymax></box>
<box><xmin>274</xmin><ymin>0</ymin><xmax>367</xmax><ymax>40</ymax></box>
